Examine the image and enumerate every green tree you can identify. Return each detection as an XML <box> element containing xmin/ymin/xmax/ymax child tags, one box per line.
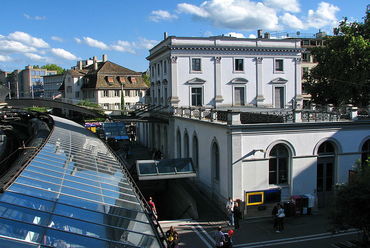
<box><xmin>41</xmin><ymin>64</ymin><xmax>65</xmax><ymax>74</ymax></box>
<box><xmin>330</xmin><ymin>158</ymin><xmax>370</xmax><ymax>246</ymax></box>
<box><xmin>304</xmin><ymin>9</ymin><xmax>370</xmax><ymax>107</ymax></box>
<box><xmin>142</xmin><ymin>72</ymin><xmax>150</xmax><ymax>87</ymax></box>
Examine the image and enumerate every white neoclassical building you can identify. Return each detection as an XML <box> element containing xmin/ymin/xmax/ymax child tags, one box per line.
<box><xmin>138</xmin><ymin>35</ymin><xmax>370</xmax><ymax>216</ymax></box>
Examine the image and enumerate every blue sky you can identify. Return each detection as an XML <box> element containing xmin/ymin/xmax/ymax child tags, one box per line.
<box><xmin>0</xmin><ymin>0</ymin><xmax>368</xmax><ymax>73</ymax></box>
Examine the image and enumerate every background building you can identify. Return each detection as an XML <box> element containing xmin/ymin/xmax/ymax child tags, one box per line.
<box><xmin>43</xmin><ymin>74</ymin><xmax>64</xmax><ymax>98</ymax></box>
<box><xmin>19</xmin><ymin>66</ymin><xmax>57</xmax><ymax>98</ymax></box>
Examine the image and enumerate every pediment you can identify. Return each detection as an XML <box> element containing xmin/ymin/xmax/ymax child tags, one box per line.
<box><xmin>270</xmin><ymin>77</ymin><xmax>288</xmax><ymax>84</ymax></box>
<box><xmin>230</xmin><ymin>78</ymin><xmax>248</xmax><ymax>84</ymax></box>
<box><xmin>187</xmin><ymin>77</ymin><xmax>206</xmax><ymax>84</ymax></box>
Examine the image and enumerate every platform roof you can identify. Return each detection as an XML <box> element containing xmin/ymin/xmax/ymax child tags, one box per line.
<box><xmin>136</xmin><ymin>158</ymin><xmax>197</xmax><ymax>180</ymax></box>
<box><xmin>0</xmin><ymin>116</ymin><xmax>161</xmax><ymax>247</ymax></box>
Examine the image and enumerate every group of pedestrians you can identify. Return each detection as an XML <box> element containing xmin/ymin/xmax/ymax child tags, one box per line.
<box><xmin>225</xmin><ymin>198</ymin><xmax>242</xmax><ymax>230</ymax></box>
<box><xmin>214</xmin><ymin>226</ymin><xmax>234</xmax><ymax>248</ymax></box>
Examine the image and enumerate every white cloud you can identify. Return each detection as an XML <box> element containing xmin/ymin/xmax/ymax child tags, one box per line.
<box><xmin>177</xmin><ymin>0</ymin><xmax>279</xmax><ymax>31</ymax></box>
<box><xmin>111</xmin><ymin>40</ymin><xmax>135</xmax><ymax>54</ymax></box>
<box><xmin>51</xmin><ymin>36</ymin><xmax>63</xmax><ymax>42</ymax></box>
<box><xmin>24</xmin><ymin>53</ymin><xmax>47</xmax><ymax>61</ymax></box>
<box><xmin>0</xmin><ymin>40</ymin><xmax>37</xmax><ymax>53</ymax></box>
<box><xmin>280</xmin><ymin>13</ymin><xmax>304</xmax><ymax>29</ymax></box>
<box><xmin>0</xmin><ymin>55</ymin><xmax>12</xmax><ymax>62</ymax></box>
<box><xmin>226</xmin><ymin>32</ymin><xmax>245</xmax><ymax>38</ymax></box>
<box><xmin>248</xmin><ymin>34</ymin><xmax>257</xmax><ymax>38</ymax></box>
<box><xmin>51</xmin><ymin>48</ymin><xmax>78</xmax><ymax>60</ymax></box>
<box><xmin>82</xmin><ymin>37</ymin><xmax>109</xmax><ymax>50</ymax></box>
<box><xmin>23</xmin><ymin>14</ymin><xmax>46</xmax><ymax>20</ymax></box>
<box><xmin>8</xmin><ymin>31</ymin><xmax>49</xmax><ymax>48</ymax></box>
<box><xmin>135</xmin><ymin>38</ymin><xmax>159</xmax><ymax>49</ymax></box>
<box><xmin>149</xmin><ymin>10</ymin><xmax>178</xmax><ymax>22</ymax></box>
<box><xmin>74</xmin><ymin>37</ymin><xmax>81</xmax><ymax>43</ymax></box>
<box><xmin>307</xmin><ymin>2</ymin><xmax>339</xmax><ymax>29</ymax></box>
<box><xmin>264</xmin><ymin>0</ymin><xmax>300</xmax><ymax>13</ymax></box>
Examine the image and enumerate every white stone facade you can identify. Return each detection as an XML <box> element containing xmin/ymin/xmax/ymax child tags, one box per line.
<box><xmin>147</xmin><ymin>36</ymin><xmax>302</xmax><ymax>109</ymax></box>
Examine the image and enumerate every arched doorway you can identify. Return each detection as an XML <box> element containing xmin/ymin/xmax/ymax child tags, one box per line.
<box><xmin>317</xmin><ymin>141</ymin><xmax>336</xmax><ymax>208</ymax></box>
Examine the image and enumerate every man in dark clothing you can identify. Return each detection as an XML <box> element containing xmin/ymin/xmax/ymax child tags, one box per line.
<box><xmin>214</xmin><ymin>226</ymin><xmax>225</xmax><ymax>248</ymax></box>
<box><xmin>233</xmin><ymin>202</ymin><xmax>242</xmax><ymax>230</ymax></box>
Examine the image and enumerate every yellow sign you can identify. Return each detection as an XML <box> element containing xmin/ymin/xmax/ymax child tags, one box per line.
<box><xmin>246</xmin><ymin>191</ymin><xmax>264</xmax><ymax>206</ymax></box>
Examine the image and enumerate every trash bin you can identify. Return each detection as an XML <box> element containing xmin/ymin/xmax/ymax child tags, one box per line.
<box><xmin>291</xmin><ymin>195</ymin><xmax>303</xmax><ymax>215</ymax></box>
<box><xmin>300</xmin><ymin>195</ymin><xmax>309</xmax><ymax>215</ymax></box>
<box><xmin>283</xmin><ymin>201</ymin><xmax>296</xmax><ymax>217</ymax></box>
<box><xmin>304</xmin><ymin>194</ymin><xmax>315</xmax><ymax>215</ymax></box>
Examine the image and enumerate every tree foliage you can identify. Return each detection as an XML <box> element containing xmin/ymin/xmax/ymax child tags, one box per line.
<box><xmin>330</xmin><ymin>158</ymin><xmax>370</xmax><ymax>246</ymax></box>
<box><xmin>41</xmin><ymin>64</ymin><xmax>65</xmax><ymax>74</ymax></box>
<box><xmin>304</xmin><ymin>10</ymin><xmax>370</xmax><ymax>107</ymax></box>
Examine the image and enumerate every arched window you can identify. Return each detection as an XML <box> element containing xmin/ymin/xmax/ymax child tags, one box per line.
<box><xmin>269</xmin><ymin>144</ymin><xmax>289</xmax><ymax>185</ymax></box>
<box><xmin>176</xmin><ymin>130</ymin><xmax>181</xmax><ymax>158</ymax></box>
<box><xmin>212</xmin><ymin>142</ymin><xmax>220</xmax><ymax>181</ymax></box>
<box><xmin>362</xmin><ymin>139</ymin><xmax>370</xmax><ymax>165</ymax></box>
<box><xmin>192</xmin><ymin>135</ymin><xmax>199</xmax><ymax>171</ymax></box>
<box><xmin>184</xmin><ymin>131</ymin><xmax>189</xmax><ymax>157</ymax></box>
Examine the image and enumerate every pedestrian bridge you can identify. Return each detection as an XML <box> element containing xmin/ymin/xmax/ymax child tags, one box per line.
<box><xmin>5</xmin><ymin>98</ymin><xmax>104</xmax><ymax>117</ymax></box>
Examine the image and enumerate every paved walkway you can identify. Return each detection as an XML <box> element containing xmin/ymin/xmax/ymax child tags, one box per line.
<box><xmin>160</xmin><ymin>211</ymin><xmax>359</xmax><ymax>248</ymax></box>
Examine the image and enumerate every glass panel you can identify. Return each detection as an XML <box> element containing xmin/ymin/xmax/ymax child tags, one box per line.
<box><xmin>317</xmin><ymin>163</ymin><xmax>324</xmax><ymax>192</ymax></box>
<box><xmin>103</xmin><ymin>197</ymin><xmax>141</xmax><ymax>211</ymax></box>
<box><xmin>63</xmin><ymin>181</ymin><xmax>101</xmax><ymax>194</ymax></box>
<box><xmin>278</xmin><ymin>158</ymin><xmax>288</xmax><ymax>184</ymax></box>
<box><xmin>9</xmin><ymin>183</ymin><xmax>58</xmax><ymax>200</ymax></box>
<box><xmin>15</xmin><ymin>177</ymin><xmax>61</xmax><ymax>192</ymax></box>
<box><xmin>0</xmin><ymin>236</ymin><xmax>39</xmax><ymax>248</ymax></box>
<box><xmin>26</xmin><ymin>165</ymin><xmax>63</xmax><ymax>178</ymax></box>
<box><xmin>102</xmin><ymin>190</ymin><xmax>138</xmax><ymax>203</ymax></box>
<box><xmin>64</xmin><ymin>174</ymin><xmax>100</xmax><ymax>187</ymax></box>
<box><xmin>138</xmin><ymin>162</ymin><xmax>157</xmax><ymax>175</ymax></box>
<box><xmin>0</xmin><ymin>192</ymin><xmax>54</xmax><ymax>212</ymax></box>
<box><xmin>43</xmin><ymin>229</ymin><xmax>108</xmax><ymax>248</ymax></box>
<box><xmin>58</xmin><ymin>195</ymin><xmax>105</xmax><ymax>213</ymax></box>
<box><xmin>269</xmin><ymin>158</ymin><xmax>277</xmax><ymax>184</ymax></box>
<box><xmin>21</xmin><ymin>171</ymin><xmax>62</xmax><ymax>185</ymax></box>
<box><xmin>105</xmin><ymin>205</ymin><xmax>147</xmax><ymax>222</ymax></box>
<box><xmin>326</xmin><ymin>163</ymin><xmax>333</xmax><ymax>191</ymax></box>
<box><xmin>0</xmin><ymin>218</ymin><xmax>43</xmax><ymax>243</ymax></box>
<box><xmin>0</xmin><ymin>202</ymin><xmax>50</xmax><ymax>226</ymax></box>
<box><xmin>61</xmin><ymin>188</ymin><xmax>103</xmax><ymax>202</ymax></box>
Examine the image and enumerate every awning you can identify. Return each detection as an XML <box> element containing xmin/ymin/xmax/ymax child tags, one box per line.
<box><xmin>136</xmin><ymin>158</ymin><xmax>197</xmax><ymax>180</ymax></box>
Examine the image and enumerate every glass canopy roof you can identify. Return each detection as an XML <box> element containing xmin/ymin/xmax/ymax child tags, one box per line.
<box><xmin>0</xmin><ymin>116</ymin><xmax>161</xmax><ymax>247</ymax></box>
<box><xmin>136</xmin><ymin>158</ymin><xmax>197</xmax><ymax>180</ymax></box>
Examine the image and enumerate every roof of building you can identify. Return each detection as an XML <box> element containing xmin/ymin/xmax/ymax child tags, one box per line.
<box><xmin>81</xmin><ymin>61</ymin><xmax>148</xmax><ymax>90</ymax></box>
<box><xmin>0</xmin><ymin>115</ymin><xmax>162</xmax><ymax>247</ymax></box>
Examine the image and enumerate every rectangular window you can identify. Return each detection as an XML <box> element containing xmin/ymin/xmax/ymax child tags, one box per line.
<box><xmin>234</xmin><ymin>87</ymin><xmax>245</xmax><ymax>106</ymax></box>
<box><xmin>234</xmin><ymin>59</ymin><xmax>244</xmax><ymax>71</ymax></box>
<box><xmin>302</xmin><ymin>67</ymin><xmax>309</xmax><ymax>79</ymax></box>
<box><xmin>191</xmin><ymin>87</ymin><xmax>202</xmax><ymax>106</ymax></box>
<box><xmin>75</xmin><ymin>92</ymin><xmax>79</xmax><ymax>98</ymax></box>
<box><xmin>103</xmin><ymin>90</ymin><xmax>109</xmax><ymax>97</ymax></box>
<box><xmin>114</xmin><ymin>103</ymin><xmax>120</xmax><ymax>110</ymax></box>
<box><xmin>274</xmin><ymin>87</ymin><xmax>284</xmax><ymax>108</ymax></box>
<box><xmin>191</xmin><ymin>58</ymin><xmax>201</xmax><ymax>72</ymax></box>
<box><xmin>114</xmin><ymin>90</ymin><xmax>120</xmax><ymax>97</ymax></box>
<box><xmin>275</xmin><ymin>59</ymin><xmax>284</xmax><ymax>72</ymax></box>
<box><xmin>164</xmin><ymin>60</ymin><xmax>167</xmax><ymax>74</ymax></box>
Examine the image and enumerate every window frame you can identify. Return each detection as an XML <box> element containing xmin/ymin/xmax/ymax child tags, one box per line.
<box><xmin>269</xmin><ymin>144</ymin><xmax>290</xmax><ymax>185</ymax></box>
<box><xmin>190</xmin><ymin>58</ymin><xmax>202</xmax><ymax>73</ymax></box>
<box><xmin>274</xmin><ymin>59</ymin><xmax>284</xmax><ymax>73</ymax></box>
<box><xmin>234</xmin><ymin>58</ymin><xmax>244</xmax><ymax>72</ymax></box>
<box><xmin>190</xmin><ymin>86</ymin><xmax>203</xmax><ymax>106</ymax></box>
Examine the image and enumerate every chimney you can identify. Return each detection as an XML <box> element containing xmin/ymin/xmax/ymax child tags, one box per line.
<box><xmin>164</xmin><ymin>32</ymin><xmax>168</xmax><ymax>40</ymax></box>
<box><xmin>264</xmin><ymin>32</ymin><xmax>271</xmax><ymax>39</ymax></box>
<box><xmin>257</xmin><ymin>29</ymin><xmax>263</xmax><ymax>38</ymax></box>
<box><xmin>102</xmin><ymin>54</ymin><xmax>108</xmax><ymax>62</ymax></box>
<box><xmin>78</xmin><ymin>61</ymin><xmax>82</xmax><ymax>70</ymax></box>
<box><xmin>93</xmin><ymin>56</ymin><xmax>98</xmax><ymax>70</ymax></box>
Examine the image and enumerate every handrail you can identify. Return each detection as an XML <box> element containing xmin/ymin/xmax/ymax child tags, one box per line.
<box><xmin>101</xmin><ymin>141</ymin><xmax>169</xmax><ymax>248</ymax></box>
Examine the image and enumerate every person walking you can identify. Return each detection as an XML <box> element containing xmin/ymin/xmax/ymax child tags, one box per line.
<box><xmin>275</xmin><ymin>203</ymin><xmax>285</xmax><ymax>233</ymax></box>
<box><xmin>233</xmin><ymin>202</ymin><xmax>242</xmax><ymax>230</ymax></box>
<box><xmin>226</xmin><ymin>197</ymin><xmax>234</xmax><ymax>226</ymax></box>
<box><xmin>166</xmin><ymin>226</ymin><xmax>179</xmax><ymax>248</ymax></box>
<box><xmin>214</xmin><ymin>226</ymin><xmax>225</xmax><ymax>248</ymax></box>
<box><xmin>148</xmin><ymin>196</ymin><xmax>158</xmax><ymax>219</ymax></box>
